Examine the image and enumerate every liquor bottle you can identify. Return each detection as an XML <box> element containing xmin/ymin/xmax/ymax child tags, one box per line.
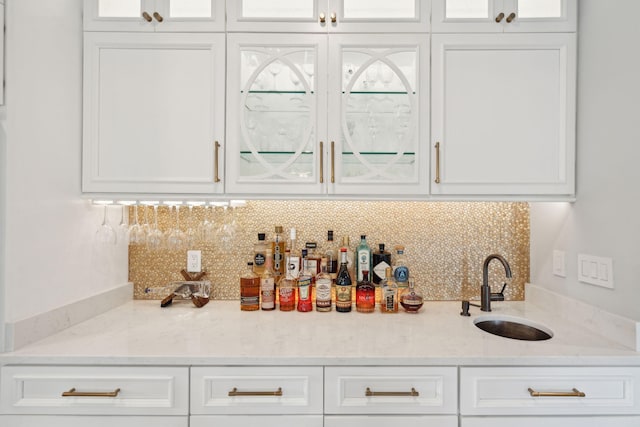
<box><xmin>341</xmin><ymin>236</ymin><xmax>355</xmax><ymax>278</ymax></box>
<box><xmin>400</xmin><ymin>279</ymin><xmax>424</xmax><ymax>313</ymax></box>
<box><xmin>240</xmin><ymin>262</ymin><xmax>260</xmax><ymax>311</ymax></box>
<box><xmin>286</xmin><ymin>227</ymin><xmax>301</xmax><ymax>281</ymax></box>
<box><xmin>380</xmin><ymin>267</ymin><xmax>398</xmax><ymax>313</ymax></box>
<box><xmin>305</xmin><ymin>242</ymin><xmax>321</xmax><ymax>277</ymax></box>
<box><xmin>279</xmin><ymin>252</ymin><xmax>297</xmax><ymax>312</ymax></box>
<box><xmin>260</xmin><ymin>248</ymin><xmax>276</xmax><ymax>311</ymax></box>
<box><xmin>315</xmin><ymin>260</ymin><xmax>332</xmax><ymax>312</ymax></box>
<box><xmin>393</xmin><ymin>245</ymin><xmax>410</xmax><ymax>299</ymax></box>
<box><xmin>335</xmin><ymin>248</ymin><xmax>352</xmax><ymax>313</ymax></box>
<box><xmin>253</xmin><ymin>233</ymin><xmax>267</xmax><ymax>275</ymax></box>
<box><xmin>355</xmin><ymin>235</ymin><xmax>372</xmax><ymax>282</ymax></box>
<box><xmin>324</xmin><ymin>230</ymin><xmax>338</xmax><ymax>283</ymax></box>
<box><xmin>297</xmin><ymin>249</ymin><xmax>313</xmax><ymax>312</ymax></box>
<box><xmin>272</xmin><ymin>226</ymin><xmax>286</xmax><ymax>279</ymax></box>
<box><xmin>372</xmin><ymin>243</ymin><xmax>391</xmax><ymax>285</ymax></box>
<box><xmin>356</xmin><ymin>270</ymin><xmax>375</xmax><ymax>313</ymax></box>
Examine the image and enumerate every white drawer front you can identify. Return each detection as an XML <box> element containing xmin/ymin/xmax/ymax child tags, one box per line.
<box><xmin>0</xmin><ymin>366</ymin><xmax>189</xmax><ymax>416</ymax></box>
<box><xmin>325</xmin><ymin>366</ymin><xmax>458</xmax><ymax>414</ymax></box>
<box><xmin>191</xmin><ymin>415</ymin><xmax>324</xmax><ymax>427</ymax></box>
<box><xmin>325</xmin><ymin>415</ymin><xmax>458</xmax><ymax>427</ymax></box>
<box><xmin>461</xmin><ymin>367</ymin><xmax>640</xmax><ymax>415</ymax></box>
<box><xmin>191</xmin><ymin>366</ymin><xmax>323</xmax><ymax>414</ymax></box>
<box><xmin>462</xmin><ymin>416</ymin><xmax>640</xmax><ymax>427</ymax></box>
<box><xmin>0</xmin><ymin>415</ymin><xmax>188</xmax><ymax>427</ymax></box>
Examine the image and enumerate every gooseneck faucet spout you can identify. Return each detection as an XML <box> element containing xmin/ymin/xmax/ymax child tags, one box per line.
<box><xmin>480</xmin><ymin>254</ymin><xmax>512</xmax><ymax>312</ymax></box>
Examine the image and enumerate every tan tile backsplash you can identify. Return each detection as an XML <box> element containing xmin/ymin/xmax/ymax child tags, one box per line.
<box><xmin>130</xmin><ymin>201</ymin><xmax>529</xmax><ymax>302</ymax></box>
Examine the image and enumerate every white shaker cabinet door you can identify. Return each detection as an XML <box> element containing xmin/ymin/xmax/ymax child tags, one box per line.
<box><xmin>431</xmin><ymin>33</ymin><xmax>576</xmax><ymax>197</ymax></box>
<box><xmin>83</xmin><ymin>32</ymin><xmax>225</xmax><ymax>194</ymax></box>
<box><xmin>84</xmin><ymin>0</ymin><xmax>225</xmax><ymax>32</ymax></box>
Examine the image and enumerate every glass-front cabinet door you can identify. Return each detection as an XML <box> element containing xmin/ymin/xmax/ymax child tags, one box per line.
<box><xmin>227</xmin><ymin>0</ymin><xmax>430</xmax><ymax>33</ymax></box>
<box><xmin>327</xmin><ymin>34</ymin><xmax>429</xmax><ymax>195</ymax></box>
<box><xmin>432</xmin><ymin>0</ymin><xmax>576</xmax><ymax>32</ymax></box>
<box><xmin>226</xmin><ymin>34</ymin><xmax>328</xmax><ymax>195</ymax></box>
<box><xmin>83</xmin><ymin>0</ymin><xmax>225</xmax><ymax>32</ymax></box>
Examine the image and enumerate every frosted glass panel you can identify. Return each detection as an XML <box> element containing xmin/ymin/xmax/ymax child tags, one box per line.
<box><xmin>98</xmin><ymin>0</ymin><xmax>140</xmax><ymax>17</ymax></box>
<box><xmin>446</xmin><ymin>0</ymin><xmax>489</xmax><ymax>18</ymax></box>
<box><xmin>343</xmin><ymin>0</ymin><xmax>417</xmax><ymax>19</ymax></box>
<box><xmin>170</xmin><ymin>0</ymin><xmax>212</xmax><ymax>18</ymax></box>
<box><xmin>242</xmin><ymin>0</ymin><xmax>314</xmax><ymax>18</ymax></box>
<box><xmin>518</xmin><ymin>0</ymin><xmax>562</xmax><ymax>18</ymax></box>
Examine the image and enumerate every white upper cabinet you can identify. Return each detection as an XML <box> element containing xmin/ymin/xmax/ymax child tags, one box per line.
<box><xmin>430</xmin><ymin>33</ymin><xmax>576</xmax><ymax>197</ymax></box>
<box><xmin>82</xmin><ymin>32</ymin><xmax>226</xmax><ymax>194</ymax></box>
<box><xmin>227</xmin><ymin>0</ymin><xmax>431</xmax><ymax>33</ymax></box>
<box><xmin>84</xmin><ymin>0</ymin><xmax>225</xmax><ymax>32</ymax></box>
<box><xmin>432</xmin><ymin>0</ymin><xmax>576</xmax><ymax>32</ymax></box>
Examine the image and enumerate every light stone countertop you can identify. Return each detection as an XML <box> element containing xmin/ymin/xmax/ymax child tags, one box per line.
<box><xmin>2</xmin><ymin>297</ymin><xmax>639</xmax><ymax>366</ymax></box>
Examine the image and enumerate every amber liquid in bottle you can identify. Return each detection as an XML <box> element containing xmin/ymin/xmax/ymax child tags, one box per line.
<box><xmin>297</xmin><ymin>254</ymin><xmax>313</xmax><ymax>312</ymax></box>
<box><xmin>279</xmin><ymin>253</ymin><xmax>297</xmax><ymax>311</ymax></box>
<box><xmin>356</xmin><ymin>270</ymin><xmax>375</xmax><ymax>313</ymax></box>
<box><xmin>240</xmin><ymin>262</ymin><xmax>260</xmax><ymax>311</ymax></box>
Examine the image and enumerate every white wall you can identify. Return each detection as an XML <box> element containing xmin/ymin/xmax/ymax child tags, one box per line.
<box><xmin>3</xmin><ymin>0</ymin><xmax>128</xmax><ymax>331</ymax></box>
<box><xmin>530</xmin><ymin>0</ymin><xmax>640</xmax><ymax>321</ymax></box>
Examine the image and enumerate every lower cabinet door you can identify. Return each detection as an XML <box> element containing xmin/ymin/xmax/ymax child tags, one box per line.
<box><xmin>0</xmin><ymin>415</ymin><xmax>188</xmax><ymax>427</ymax></box>
<box><xmin>190</xmin><ymin>415</ymin><xmax>323</xmax><ymax>427</ymax></box>
<box><xmin>325</xmin><ymin>415</ymin><xmax>458</xmax><ymax>427</ymax></box>
<box><xmin>461</xmin><ymin>416</ymin><xmax>640</xmax><ymax>427</ymax></box>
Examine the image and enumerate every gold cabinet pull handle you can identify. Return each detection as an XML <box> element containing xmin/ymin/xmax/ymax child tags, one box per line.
<box><xmin>528</xmin><ymin>388</ymin><xmax>586</xmax><ymax>398</ymax></box>
<box><xmin>228</xmin><ymin>387</ymin><xmax>283</xmax><ymax>397</ymax></box>
<box><xmin>142</xmin><ymin>11</ymin><xmax>153</xmax><ymax>22</ymax></box>
<box><xmin>319</xmin><ymin>141</ymin><xmax>324</xmax><ymax>183</ymax></box>
<box><xmin>62</xmin><ymin>388</ymin><xmax>121</xmax><ymax>398</ymax></box>
<box><xmin>319</xmin><ymin>12</ymin><xmax>326</xmax><ymax>23</ymax></box>
<box><xmin>366</xmin><ymin>387</ymin><xmax>419</xmax><ymax>397</ymax></box>
<box><xmin>214</xmin><ymin>141</ymin><xmax>221</xmax><ymax>183</ymax></box>
<box><xmin>495</xmin><ymin>12</ymin><xmax>505</xmax><ymax>23</ymax></box>
<box><xmin>434</xmin><ymin>142</ymin><xmax>441</xmax><ymax>184</ymax></box>
<box><xmin>506</xmin><ymin>12</ymin><xmax>516</xmax><ymax>23</ymax></box>
<box><xmin>330</xmin><ymin>12</ymin><xmax>337</xmax><ymax>23</ymax></box>
<box><xmin>330</xmin><ymin>141</ymin><xmax>335</xmax><ymax>183</ymax></box>
<box><xmin>153</xmin><ymin>11</ymin><xmax>164</xmax><ymax>22</ymax></box>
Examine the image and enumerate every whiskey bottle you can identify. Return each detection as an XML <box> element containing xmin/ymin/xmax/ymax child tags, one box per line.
<box><xmin>260</xmin><ymin>248</ymin><xmax>276</xmax><ymax>311</ymax></box>
<box><xmin>305</xmin><ymin>242</ymin><xmax>321</xmax><ymax>277</ymax></box>
<box><xmin>253</xmin><ymin>233</ymin><xmax>267</xmax><ymax>275</ymax></box>
<box><xmin>279</xmin><ymin>252</ymin><xmax>297</xmax><ymax>312</ymax></box>
<box><xmin>272</xmin><ymin>226</ymin><xmax>286</xmax><ymax>279</ymax></box>
<box><xmin>400</xmin><ymin>279</ymin><xmax>424</xmax><ymax>313</ymax></box>
<box><xmin>335</xmin><ymin>247</ymin><xmax>353</xmax><ymax>313</ymax></box>
<box><xmin>324</xmin><ymin>230</ymin><xmax>338</xmax><ymax>283</ymax></box>
<box><xmin>356</xmin><ymin>270</ymin><xmax>375</xmax><ymax>313</ymax></box>
<box><xmin>315</xmin><ymin>260</ymin><xmax>332</xmax><ymax>312</ymax></box>
<box><xmin>355</xmin><ymin>235</ymin><xmax>372</xmax><ymax>282</ymax></box>
<box><xmin>240</xmin><ymin>262</ymin><xmax>260</xmax><ymax>311</ymax></box>
<box><xmin>297</xmin><ymin>249</ymin><xmax>313</xmax><ymax>312</ymax></box>
<box><xmin>380</xmin><ymin>267</ymin><xmax>398</xmax><ymax>313</ymax></box>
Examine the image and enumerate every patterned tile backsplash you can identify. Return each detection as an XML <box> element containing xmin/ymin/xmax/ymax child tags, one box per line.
<box><xmin>130</xmin><ymin>201</ymin><xmax>529</xmax><ymax>302</ymax></box>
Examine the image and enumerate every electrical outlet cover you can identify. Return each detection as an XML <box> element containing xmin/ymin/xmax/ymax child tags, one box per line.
<box><xmin>187</xmin><ymin>250</ymin><xmax>202</xmax><ymax>273</ymax></box>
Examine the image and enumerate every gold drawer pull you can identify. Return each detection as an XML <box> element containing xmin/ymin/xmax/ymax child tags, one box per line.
<box><xmin>62</xmin><ymin>388</ymin><xmax>121</xmax><ymax>398</ymax></box>
<box><xmin>142</xmin><ymin>11</ymin><xmax>152</xmax><ymax>22</ymax></box>
<box><xmin>506</xmin><ymin>12</ymin><xmax>516</xmax><ymax>23</ymax></box>
<box><xmin>495</xmin><ymin>12</ymin><xmax>505</xmax><ymax>23</ymax></box>
<box><xmin>214</xmin><ymin>140</ymin><xmax>221</xmax><ymax>183</ymax></box>
<box><xmin>528</xmin><ymin>387</ymin><xmax>586</xmax><ymax>398</ymax></box>
<box><xmin>153</xmin><ymin>12</ymin><xmax>164</xmax><ymax>22</ymax></box>
<box><xmin>365</xmin><ymin>387</ymin><xmax>419</xmax><ymax>397</ymax></box>
<box><xmin>434</xmin><ymin>141</ymin><xmax>441</xmax><ymax>184</ymax></box>
<box><xmin>228</xmin><ymin>387</ymin><xmax>283</xmax><ymax>397</ymax></box>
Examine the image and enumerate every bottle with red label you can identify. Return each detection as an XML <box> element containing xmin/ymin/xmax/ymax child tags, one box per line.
<box><xmin>356</xmin><ymin>270</ymin><xmax>375</xmax><ymax>313</ymax></box>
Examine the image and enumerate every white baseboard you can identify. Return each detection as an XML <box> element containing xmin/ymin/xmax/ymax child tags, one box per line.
<box><xmin>526</xmin><ymin>283</ymin><xmax>640</xmax><ymax>351</ymax></box>
<box><xmin>4</xmin><ymin>283</ymin><xmax>132</xmax><ymax>351</ymax></box>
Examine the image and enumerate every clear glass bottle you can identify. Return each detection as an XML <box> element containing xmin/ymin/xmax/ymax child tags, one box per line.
<box><xmin>279</xmin><ymin>252</ymin><xmax>297</xmax><ymax>312</ymax></box>
<box><xmin>380</xmin><ymin>267</ymin><xmax>398</xmax><ymax>313</ymax></box>
<box><xmin>240</xmin><ymin>262</ymin><xmax>260</xmax><ymax>311</ymax></box>
<box><xmin>400</xmin><ymin>279</ymin><xmax>424</xmax><ymax>313</ymax></box>
<box><xmin>324</xmin><ymin>230</ymin><xmax>338</xmax><ymax>283</ymax></box>
<box><xmin>356</xmin><ymin>235</ymin><xmax>372</xmax><ymax>282</ymax></box>
<box><xmin>253</xmin><ymin>233</ymin><xmax>267</xmax><ymax>275</ymax></box>
<box><xmin>297</xmin><ymin>249</ymin><xmax>313</xmax><ymax>312</ymax></box>
<box><xmin>393</xmin><ymin>244</ymin><xmax>410</xmax><ymax>299</ymax></box>
<box><xmin>286</xmin><ymin>227</ymin><xmax>301</xmax><ymax>281</ymax></box>
<box><xmin>315</xmin><ymin>260</ymin><xmax>332</xmax><ymax>312</ymax></box>
<box><xmin>356</xmin><ymin>270</ymin><xmax>375</xmax><ymax>313</ymax></box>
<box><xmin>272</xmin><ymin>225</ymin><xmax>286</xmax><ymax>280</ymax></box>
<box><xmin>260</xmin><ymin>248</ymin><xmax>276</xmax><ymax>311</ymax></box>
<box><xmin>335</xmin><ymin>247</ymin><xmax>353</xmax><ymax>313</ymax></box>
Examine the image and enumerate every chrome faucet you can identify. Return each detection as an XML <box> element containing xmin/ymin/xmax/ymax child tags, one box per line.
<box><xmin>461</xmin><ymin>254</ymin><xmax>512</xmax><ymax>316</ymax></box>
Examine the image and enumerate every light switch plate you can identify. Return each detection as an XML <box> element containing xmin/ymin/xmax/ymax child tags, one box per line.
<box><xmin>187</xmin><ymin>250</ymin><xmax>202</xmax><ymax>273</ymax></box>
<box><xmin>578</xmin><ymin>254</ymin><xmax>613</xmax><ymax>289</ymax></box>
<box><xmin>553</xmin><ymin>250</ymin><xmax>566</xmax><ymax>277</ymax></box>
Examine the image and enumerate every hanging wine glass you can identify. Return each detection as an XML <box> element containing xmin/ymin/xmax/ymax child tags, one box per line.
<box><xmin>117</xmin><ymin>201</ymin><xmax>134</xmax><ymax>243</ymax></box>
<box><xmin>186</xmin><ymin>201</ymin><xmax>204</xmax><ymax>249</ymax></box>
<box><xmin>165</xmin><ymin>202</ymin><xmax>186</xmax><ymax>251</ymax></box>
<box><xmin>147</xmin><ymin>203</ymin><xmax>163</xmax><ymax>251</ymax></box>
<box><xmin>129</xmin><ymin>204</ymin><xmax>146</xmax><ymax>245</ymax></box>
<box><xmin>95</xmin><ymin>202</ymin><xmax>117</xmax><ymax>245</ymax></box>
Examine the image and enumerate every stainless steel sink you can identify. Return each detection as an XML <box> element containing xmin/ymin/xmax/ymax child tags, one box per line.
<box><xmin>474</xmin><ymin>315</ymin><xmax>553</xmax><ymax>341</ymax></box>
